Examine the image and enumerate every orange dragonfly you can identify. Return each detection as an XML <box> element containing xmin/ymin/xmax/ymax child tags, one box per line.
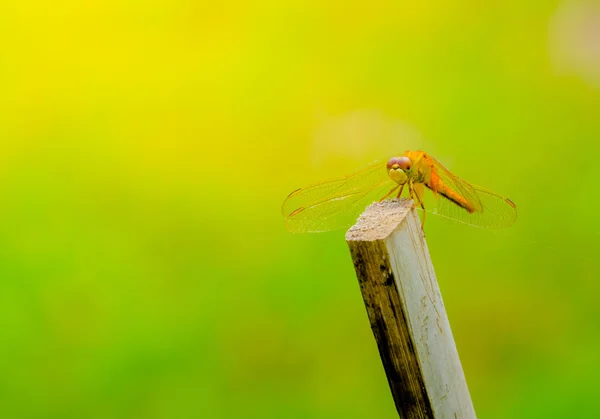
<box><xmin>282</xmin><ymin>151</ymin><xmax>517</xmax><ymax>233</ymax></box>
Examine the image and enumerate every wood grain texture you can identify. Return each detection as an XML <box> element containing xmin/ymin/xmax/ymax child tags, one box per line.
<box><xmin>346</xmin><ymin>199</ymin><xmax>476</xmax><ymax>419</ymax></box>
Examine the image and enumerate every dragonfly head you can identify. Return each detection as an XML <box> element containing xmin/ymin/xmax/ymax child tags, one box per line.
<box><xmin>386</xmin><ymin>156</ymin><xmax>412</xmax><ymax>184</ymax></box>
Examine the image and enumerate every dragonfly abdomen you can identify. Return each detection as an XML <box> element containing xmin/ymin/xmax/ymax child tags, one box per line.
<box><xmin>426</xmin><ymin>173</ymin><xmax>475</xmax><ymax>213</ymax></box>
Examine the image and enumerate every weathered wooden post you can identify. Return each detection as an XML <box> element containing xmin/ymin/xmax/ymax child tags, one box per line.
<box><xmin>346</xmin><ymin>199</ymin><xmax>476</xmax><ymax>419</ymax></box>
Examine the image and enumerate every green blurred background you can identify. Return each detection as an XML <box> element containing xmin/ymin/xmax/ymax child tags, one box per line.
<box><xmin>0</xmin><ymin>0</ymin><xmax>599</xmax><ymax>418</ymax></box>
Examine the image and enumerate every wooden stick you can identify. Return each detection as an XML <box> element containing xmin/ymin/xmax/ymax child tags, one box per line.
<box><xmin>346</xmin><ymin>199</ymin><xmax>476</xmax><ymax>419</ymax></box>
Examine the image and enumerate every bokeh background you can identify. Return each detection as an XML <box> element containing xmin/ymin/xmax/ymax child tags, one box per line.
<box><xmin>0</xmin><ymin>0</ymin><xmax>599</xmax><ymax>418</ymax></box>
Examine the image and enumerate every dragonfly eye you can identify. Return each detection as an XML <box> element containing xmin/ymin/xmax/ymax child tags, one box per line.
<box><xmin>387</xmin><ymin>156</ymin><xmax>412</xmax><ymax>171</ymax></box>
<box><xmin>387</xmin><ymin>156</ymin><xmax>411</xmax><ymax>170</ymax></box>
<box><xmin>387</xmin><ymin>157</ymin><xmax>412</xmax><ymax>171</ymax></box>
<box><xmin>387</xmin><ymin>157</ymin><xmax>404</xmax><ymax>170</ymax></box>
<box><xmin>397</xmin><ymin>157</ymin><xmax>411</xmax><ymax>170</ymax></box>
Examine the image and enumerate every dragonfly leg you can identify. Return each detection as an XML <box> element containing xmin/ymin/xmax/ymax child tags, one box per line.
<box><xmin>410</xmin><ymin>183</ymin><xmax>426</xmax><ymax>230</ymax></box>
<box><xmin>419</xmin><ymin>201</ymin><xmax>426</xmax><ymax>230</ymax></box>
<box><xmin>407</xmin><ymin>183</ymin><xmax>418</xmax><ymax>207</ymax></box>
<box><xmin>396</xmin><ymin>183</ymin><xmax>405</xmax><ymax>198</ymax></box>
<box><xmin>379</xmin><ymin>185</ymin><xmax>400</xmax><ymax>202</ymax></box>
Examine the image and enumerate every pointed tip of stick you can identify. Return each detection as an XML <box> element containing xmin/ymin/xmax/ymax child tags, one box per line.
<box><xmin>345</xmin><ymin>198</ymin><xmax>414</xmax><ymax>242</ymax></box>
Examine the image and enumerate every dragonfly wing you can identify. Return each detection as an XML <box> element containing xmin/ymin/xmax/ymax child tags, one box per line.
<box><xmin>282</xmin><ymin>160</ymin><xmax>395</xmax><ymax>233</ymax></box>
<box><xmin>427</xmin><ymin>184</ymin><xmax>517</xmax><ymax>228</ymax></box>
<box><xmin>424</xmin><ymin>154</ymin><xmax>484</xmax><ymax>212</ymax></box>
<box><xmin>416</xmin><ymin>155</ymin><xmax>516</xmax><ymax>228</ymax></box>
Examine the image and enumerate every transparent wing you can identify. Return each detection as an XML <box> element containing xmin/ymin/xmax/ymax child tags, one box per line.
<box><xmin>414</xmin><ymin>154</ymin><xmax>516</xmax><ymax>228</ymax></box>
<box><xmin>425</xmin><ymin>185</ymin><xmax>517</xmax><ymax>228</ymax></box>
<box><xmin>424</xmin><ymin>154</ymin><xmax>484</xmax><ymax>212</ymax></box>
<box><xmin>282</xmin><ymin>160</ymin><xmax>395</xmax><ymax>233</ymax></box>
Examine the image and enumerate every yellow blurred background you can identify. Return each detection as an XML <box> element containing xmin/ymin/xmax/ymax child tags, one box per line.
<box><xmin>0</xmin><ymin>0</ymin><xmax>599</xmax><ymax>417</ymax></box>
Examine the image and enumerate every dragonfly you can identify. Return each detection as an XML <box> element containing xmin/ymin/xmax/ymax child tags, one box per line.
<box><xmin>281</xmin><ymin>150</ymin><xmax>517</xmax><ymax>233</ymax></box>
